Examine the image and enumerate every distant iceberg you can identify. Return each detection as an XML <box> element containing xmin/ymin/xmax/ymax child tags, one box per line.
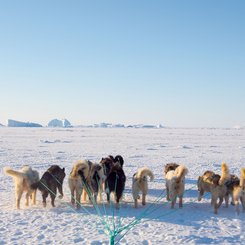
<box><xmin>48</xmin><ymin>119</ymin><xmax>72</xmax><ymax>128</ymax></box>
<box><xmin>8</xmin><ymin>119</ymin><xmax>42</xmax><ymax>127</ymax></box>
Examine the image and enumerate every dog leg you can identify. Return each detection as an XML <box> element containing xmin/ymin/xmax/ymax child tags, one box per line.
<box><xmin>198</xmin><ymin>190</ymin><xmax>204</xmax><ymax>201</ymax></box>
<box><xmin>171</xmin><ymin>197</ymin><xmax>176</xmax><ymax>209</ymax></box>
<box><xmin>25</xmin><ymin>192</ymin><xmax>30</xmax><ymax>207</ymax></box>
<box><xmin>217</xmin><ymin>197</ymin><xmax>223</xmax><ymax>209</ymax></box>
<box><xmin>32</xmin><ymin>190</ymin><xmax>37</xmax><ymax>205</ymax></box>
<box><xmin>58</xmin><ymin>183</ymin><xmax>64</xmax><ymax>199</ymax></box>
<box><xmin>179</xmin><ymin>196</ymin><xmax>183</xmax><ymax>208</ymax></box>
<box><xmin>134</xmin><ymin>198</ymin><xmax>138</xmax><ymax>208</ymax></box>
<box><xmin>240</xmin><ymin>195</ymin><xmax>245</xmax><ymax>212</ymax></box>
<box><xmin>98</xmin><ymin>184</ymin><xmax>103</xmax><ymax>202</ymax></box>
<box><xmin>225</xmin><ymin>194</ymin><xmax>229</xmax><ymax>208</ymax></box>
<box><xmin>115</xmin><ymin>195</ymin><xmax>120</xmax><ymax>209</ymax></box>
<box><xmin>142</xmin><ymin>194</ymin><xmax>146</xmax><ymax>206</ymax></box>
<box><xmin>42</xmin><ymin>191</ymin><xmax>48</xmax><ymax>208</ymax></box>
<box><xmin>76</xmin><ymin>188</ymin><xmax>83</xmax><ymax>209</ymax></box>
<box><xmin>50</xmin><ymin>188</ymin><xmax>57</xmax><ymax>207</ymax></box>
<box><xmin>235</xmin><ymin>200</ymin><xmax>240</xmax><ymax>215</ymax></box>
<box><xmin>15</xmin><ymin>189</ymin><xmax>23</xmax><ymax>209</ymax></box>
<box><xmin>166</xmin><ymin>186</ymin><xmax>170</xmax><ymax>201</ymax></box>
<box><xmin>70</xmin><ymin>188</ymin><xmax>75</xmax><ymax>205</ymax></box>
<box><xmin>92</xmin><ymin>192</ymin><xmax>98</xmax><ymax>204</ymax></box>
<box><xmin>214</xmin><ymin>197</ymin><xmax>222</xmax><ymax>214</ymax></box>
<box><xmin>106</xmin><ymin>193</ymin><xmax>110</xmax><ymax>203</ymax></box>
<box><xmin>82</xmin><ymin>189</ymin><xmax>87</xmax><ymax>202</ymax></box>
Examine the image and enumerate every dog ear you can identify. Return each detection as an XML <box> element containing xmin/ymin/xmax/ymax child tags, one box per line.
<box><xmin>95</xmin><ymin>165</ymin><xmax>102</xmax><ymax>171</ymax></box>
<box><xmin>63</xmin><ymin>168</ymin><xmax>65</xmax><ymax>172</ymax></box>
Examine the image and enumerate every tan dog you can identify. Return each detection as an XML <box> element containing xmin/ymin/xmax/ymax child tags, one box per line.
<box><xmin>232</xmin><ymin>168</ymin><xmax>245</xmax><ymax>214</ymax></box>
<box><xmin>82</xmin><ymin>162</ymin><xmax>106</xmax><ymax>203</ymax></box>
<box><xmin>68</xmin><ymin>160</ymin><xmax>91</xmax><ymax>208</ymax></box>
<box><xmin>4</xmin><ymin>166</ymin><xmax>39</xmax><ymax>209</ymax></box>
<box><xmin>132</xmin><ymin>167</ymin><xmax>154</xmax><ymax>208</ymax></box>
<box><xmin>210</xmin><ymin>163</ymin><xmax>230</xmax><ymax>214</ymax></box>
<box><xmin>197</xmin><ymin>170</ymin><xmax>215</xmax><ymax>201</ymax></box>
<box><xmin>165</xmin><ymin>165</ymin><xmax>188</xmax><ymax>208</ymax></box>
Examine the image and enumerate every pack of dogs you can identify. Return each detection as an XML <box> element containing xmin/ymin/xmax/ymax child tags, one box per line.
<box><xmin>3</xmin><ymin>157</ymin><xmax>245</xmax><ymax>215</ymax></box>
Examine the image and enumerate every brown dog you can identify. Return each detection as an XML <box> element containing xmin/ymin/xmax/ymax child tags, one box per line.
<box><xmin>31</xmin><ymin>165</ymin><xmax>66</xmax><ymax>208</ymax></box>
<box><xmin>197</xmin><ymin>170</ymin><xmax>215</xmax><ymax>201</ymax></box>
<box><xmin>68</xmin><ymin>160</ymin><xmax>91</xmax><ymax>208</ymax></box>
<box><xmin>232</xmin><ymin>168</ymin><xmax>245</xmax><ymax>214</ymax></box>
<box><xmin>197</xmin><ymin>163</ymin><xmax>230</xmax><ymax>214</ymax></box>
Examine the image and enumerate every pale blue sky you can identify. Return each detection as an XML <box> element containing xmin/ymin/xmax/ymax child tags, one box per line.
<box><xmin>0</xmin><ymin>1</ymin><xmax>244</xmax><ymax>127</ymax></box>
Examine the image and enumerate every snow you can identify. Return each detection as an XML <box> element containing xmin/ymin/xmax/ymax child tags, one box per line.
<box><xmin>0</xmin><ymin>127</ymin><xmax>245</xmax><ymax>244</ymax></box>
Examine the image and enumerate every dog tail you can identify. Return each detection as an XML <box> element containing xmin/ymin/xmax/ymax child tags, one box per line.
<box><xmin>219</xmin><ymin>162</ymin><xmax>230</xmax><ymax>185</ymax></box>
<box><xmin>3</xmin><ymin>167</ymin><xmax>25</xmax><ymax>179</ymax></box>
<box><xmin>240</xmin><ymin>168</ymin><xmax>245</xmax><ymax>188</ymax></box>
<box><xmin>175</xmin><ymin>165</ymin><xmax>188</xmax><ymax>183</ymax></box>
<box><xmin>136</xmin><ymin>167</ymin><xmax>154</xmax><ymax>181</ymax></box>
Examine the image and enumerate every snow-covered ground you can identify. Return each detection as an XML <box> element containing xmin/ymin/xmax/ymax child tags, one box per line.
<box><xmin>0</xmin><ymin>127</ymin><xmax>245</xmax><ymax>244</ymax></box>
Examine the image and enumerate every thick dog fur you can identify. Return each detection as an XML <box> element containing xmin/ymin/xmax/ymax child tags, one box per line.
<box><xmin>68</xmin><ymin>160</ymin><xmax>91</xmax><ymax>208</ymax></box>
<box><xmin>4</xmin><ymin>166</ymin><xmax>39</xmax><ymax>209</ymax></box>
<box><xmin>105</xmin><ymin>163</ymin><xmax>126</xmax><ymax>209</ymax></box>
<box><xmin>219</xmin><ymin>163</ymin><xmax>231</xmax><ymax>185</ymax></box>
<box><xmin>165</xmin><ymin>165</ymin><xmax>188</xmax><ymax>209</ymax></box>
<box><xmin>164</xmin><ymin>163</ymin><xmax>179</xmax><ymax>176</ymax></box>
<box><xmin>197</xmin><ymin>170</ymin><xmax>216</xmax><ymax>201</ymax></box>
<box><xmin>232</xmin><ymin>168</ymin><xmax>245</xmax><ymax>214</ymax></box>
<box><xmin>100</xmin><ymin>155</ymin><xmax>124</xmax><ymax>177</ymax></box>
<box><xmin>209</xmin><ymin>163</ymin><xmax>230</xmax><ymax>214</ymax></box>
<box><xmin>32</xmin><ymin>165</ymin><xmax>65</xmax><ymax>207</ymax></box>
<box><xmin>132</xmin><ymin>167</ymin><xmax>154</xmax><ymax>208</ymax></box>
<box><xmin>81</xmin><ymin>162</ymin><xmax>106</xmax><ymax>203</ymax></box>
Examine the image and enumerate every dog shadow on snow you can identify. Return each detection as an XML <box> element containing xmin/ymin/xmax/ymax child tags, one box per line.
<box><xmin>48</xmin><ymin>189</ymin><xmax>244</xmax><ymax>245</ymax></box>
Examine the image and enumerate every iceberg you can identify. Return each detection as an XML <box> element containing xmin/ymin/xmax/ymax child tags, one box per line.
<box><xmin>48</xmin><ymin>119</ymin><xmax>72</xmax><ymax>128</ymax></box>
<box><xmin>8</xmin><ymin>119</ymin><xmax>42</xmax><ymax>127</ymax></box>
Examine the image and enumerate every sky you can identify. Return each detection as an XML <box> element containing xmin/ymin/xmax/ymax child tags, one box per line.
<box><xmin>0</xmin><ymin>1</ymin><xmax>245</xmax><ymax>127</ymax></box>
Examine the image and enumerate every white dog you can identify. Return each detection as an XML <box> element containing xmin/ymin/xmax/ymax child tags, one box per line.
<box><xmin>165</xmin><ymin>165</ymin><xmax>188</xmax><ymax>208</ymax></box>
<box><xmin>4</xmin><ymin>165</ymin><xmax>39</xmax><ymax>209</ymax></box>
<box><xmin>232</xmin><ymin>168</ymin><xmax>245</xmax><ymax>214</ymax></box>
<box><xmin>68</xmin><ymin>160</ymin><xmax>91</xmax><ymax>208</ymax></box>
<box><xmin>132</xmin><ymin>167</ymin><xmax>154</xmax><ymax>208</ymax></box>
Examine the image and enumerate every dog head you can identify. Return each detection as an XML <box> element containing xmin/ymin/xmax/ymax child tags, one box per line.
<box><xmin>211</xmin><ymin>174</ymin><xmax>221</xmax><ymax>186</ymax></box>
<box><xmin>164</xmin><ymin>163</ymin><xmax>179</xmax><ymax>176</ymax></box>
<box><xmin>114</xmin><ymin>155</ymin><xmax>124</xmax><ymax>168</ymax></box>
<box><xmin>100</xmin><ymin>157</ymin><xmax>114</xmax><ymax>177</ymax></box>
<box><xmin>91</xmin><ymin>163</ymin><xmax>106</xmax><ymax>182</ymax></box>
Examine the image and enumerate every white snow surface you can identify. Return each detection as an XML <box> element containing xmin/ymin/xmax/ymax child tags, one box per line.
<box><xmin>0</xmin><ymin>127</ymin><xmax>245</xmax><ymax>244</ymax></box>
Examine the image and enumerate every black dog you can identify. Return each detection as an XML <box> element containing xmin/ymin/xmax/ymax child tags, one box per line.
<box><xmin>100</xmin><ymin>155</ymin><xmax>124</xmax><ymax>177</ymax></box>
<box><xmin>105</xmin><ymin>164</ymin><xmax>126</xmax><ymax>209</ymax></box>
<box><xmin>31</xmin><ymin>165</ymin><xmax>66</xmax><ymax>207</ymax></box>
